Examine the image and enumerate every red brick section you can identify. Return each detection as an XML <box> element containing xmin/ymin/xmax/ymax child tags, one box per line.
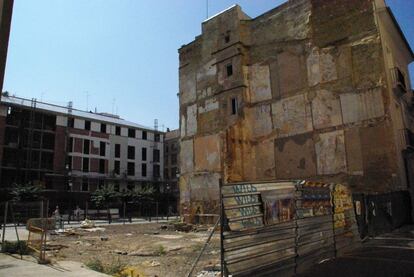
<box><xmin>91</xmin><ymin>131</ymin><xmax>109</xmax><ymax>139</ymax></box>
<box><xmin>0</xmin><ymin>116</ymin><xmax>6</xmax><ymax>164</ymax></box>
<box><xmin>69</xmin><ymin>128</ymin><xmax>90</xmax><ymax>136</ymax></box>
<box><xmin>90</xmin><ymin>158</ymin><xmax>99</xmax><ymax>173</ymax></box>
<box><xmin>74</xmin><ymin>138</ymin><xmax>82</xmax><ymax>153</ymax></box>
<box><xmin>53</xmin><ymin>126</ymin><xmax>66</xmax><ymax>173</ymax></box>
<box><xmin>91</xmin><ymin>142</ymin><xmax>99</xmax><ymax>155</ymax></box>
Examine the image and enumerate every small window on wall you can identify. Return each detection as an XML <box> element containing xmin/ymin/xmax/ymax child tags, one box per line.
<box><xmin>85</xmin><ymin>120</ymin><xmax>91</xmax><ymax>130</ymax></box>
<box><xmin>127</xmin><ymin>162</ymin><xmax>135</xmax><ymax>176</ymax></box>
<box><xmin>128</xmin><ymin>128</ymin><xmax>136</xmax><ymax>138</ymax></box>
<box><xmin>224</xmin><ymin>33</ymin><xmax>230</xmax><ymax>43</ymax></box>
<box><xmin>231</xmin><ymin>98</ymin><xmax>238</xmax><ymax>115</ymax></box>
<box><xmin>128</xmin><ymin>146</ymin><xmax>135</xmax><ymax>159</ymax></box>
<box><xmin>226</xmin><ymin>64</ymin><xmax>233</xmax><ymax>77</ymax></box>
<box><xmin>100</xmin><ymin>123</ymin><xmax>106</xmax><ymax>133</ymax></box>
<box><xmin>82</xmin><ymin>158</ymin><xmax>89</xmax><ymax>172</ymax></box>
<box><xmin>114</xmin><ymin>160</ymin><xmax>120</xmax><ymax>175</ymax></box>
<box><xmin>142</xmin><ymin>163</ymin><xmax>147</xmax><ymax>177</ymax></box>
<box><xmin>116</xmin><ymin>126</ymin><xmax>121</xmax><ymax>136</ymax></box>
<box><xmin>69</xmin><ymin>137</ymin><xmax>74</xmax><ymax>152</ymax></box>
<box><xmin>68</xmin><ymin>117</ymin><xmax>75</xmax><ymax>128</ymax></box>
<box><xmin>99</xmin><ymin>159</ymin><xmax>105</xmax><ymax>174</ymax></box>
<box><xmin>83</xmin><ymin>139</ymin><xmax>90</xmax><ymax>154</ymax></box>
<box><xmin>115</xmin><ymin>144</ymin><xmax>120</xmax><ymax>158</ymax></box>
<box><xmin>100</xmin><ymin>141</ymin><xmax>106</xmax><ymax>156</ymax></box>
<box><xmin>142</xmin><ymin>131</ymin><xmax>147</xmax><ymax>140</ymax></box>
<box><xmin>154</xmin><ymin>133</ymin><xmax>160</xmax><ymax>142</ymax></box>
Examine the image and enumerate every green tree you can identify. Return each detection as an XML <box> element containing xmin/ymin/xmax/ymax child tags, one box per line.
<box><xmin>10</xmin><ymin>183</ymin><xmax>42</xmax><ymax>202</ymax></box>
<box><xmin>91</xmin><ymin>184</ymin><xmax>119</xmax><ymax>208</ymax></box>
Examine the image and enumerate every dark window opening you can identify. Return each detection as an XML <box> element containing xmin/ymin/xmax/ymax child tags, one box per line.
<box><xmin>128</xmin><ymin>146</ymin><xmax>135</xmax><ymax>159</ymax></box>
<box><xmin>142</xmin><ymin>131</ymin><xmax>147</xmax><ymax>140</ymax></box>
<box><xmin>153</xmin><ymin>164</ymin><xmax>160</xmax><ymax>178</ymax></box>
<box><xmin>116</xmin><ymin>126</ymin><xmax>121</xmax><ymax>136</ymax></box>
<box><xmin>164</xmin><ymin>168</ymin><xmax>169</xmax><ymax>179</ymax></box>
<box><xmin>226</xmin><ymin>64</ymin><xmax>233</xmax><ymax>77</ymax></box>
<box><xmin>42</xmin><ymin>133</ymin><xmax>55</xmax><ymax>150</ymax></box>
<box><xmin>171</xmin><ymin>154</ymin><xmax>177</xmax><ymax>165</ymax></box>
<box><xmin>153</xmin><ymin>149</ymin><xmax>160</xmax><ymax>163</ymax></box>
<box><xmin>100</xmin><ymin>141</ymin><xmax>106</xmax><ymax>156</ymax></box>
<box><xmin>142</xmin><ymin>147</ymin><xmax>147</xmax><ymax>161</ymax></box>
<box><xmin>69</xmin><ymin>137</ymin><xmax>74</xmax><ymax>152</ymax></box>
<box><xmin>141</xmin><ymin>163</ymin><xmax>147</xmax><ymax>177</ymax></box>
<box><xmin>82</xmin><ymin>158</ymin><xmax>89</xmax><ymax>172</ymax></box>
<box><xmin>115</xmin><ymin>144</ymin><xmax>120</xmax><ymax>158</ymax></box>
<box><xmin>85</xmin><ymin>120</ymin><xmax>91</xmax><ymax>130</ymax></box>
<box><xmin>231</xmin><ymin>97</ymin><xmax>238</xmax><ymax>115</ymax></box>
<box><xmin>128</xmin><ymin>128</ymin><xmax>136</xmax><ymax>138</ymax></box>
<box><xmin>155</xmin><ymin>133</ymin><xmax>160</xmax><ymax>142</ymax></box>
<box><xmin>68</xmin><ymin>117</ymin><xmax>75</xmax><ymax>128</ymax></box>
<box><xmin>67</xmin><ymin>156</ymin><xmax>72</xmax><ymax>171</ymax></box>
<box><xmin>225</xmin><ymin>33</ymin><xmax>230</xmax><ymax>43</ymax></box>
<box><xmin>127</xmin><ymin>162</ymin><xmax>135</xmax><ymax>176</ymax></box>
<box><xmin>83</xmin><ymin>139</ymin><xmax>90</xmax><ymax>154</ymax></box>
<box><xmin>114</xmin><ymin>160</ymin><xmax>120</xmax><ymax>175</ymax></box>
<box><xmin>100</xmin><ymin>123</ymin><xmax>106</xmax><ymax>133</ymax></box>
<box><xmin>99</xmin><ymin>159</ymin><xmax>105</xmax><ymax>174</ymax></box>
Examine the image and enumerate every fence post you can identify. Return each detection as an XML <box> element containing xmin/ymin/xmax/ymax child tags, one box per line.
<box><xmin>156</xmin><ymin>202</ymin><xmax>159</xmax><ymax>223</ymax></box>
<box><xmin>1</xmin><ymin>202</ymin><xmax>8</xmax><ymax>251</ymax></box>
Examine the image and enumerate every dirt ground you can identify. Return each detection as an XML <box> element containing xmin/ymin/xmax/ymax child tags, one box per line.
<box><xmin>47</xmin><ymin>223</ymin><xmax>220</xmax><ymax>277</ymax></box>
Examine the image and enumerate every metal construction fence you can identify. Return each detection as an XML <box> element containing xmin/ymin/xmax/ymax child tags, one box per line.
<box><xmin>220</xmin><ymin>180</ymin><xmax>360</xmax><ymax>277</ymax></box>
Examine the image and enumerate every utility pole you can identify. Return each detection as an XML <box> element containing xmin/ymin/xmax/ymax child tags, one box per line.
<box><xmin>0</xmin><ymin>0</ymin><xmax>14</xmax><ymax>96</ymax></box>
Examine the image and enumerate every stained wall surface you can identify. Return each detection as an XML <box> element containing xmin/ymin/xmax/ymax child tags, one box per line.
<box><xmin>178</xmin><ymin>0</ymin><xmax>414</xmax><ymax>215</ymax></box>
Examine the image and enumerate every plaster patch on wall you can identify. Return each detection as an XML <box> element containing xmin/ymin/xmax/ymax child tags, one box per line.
<box><xmin>189</xmin><ymin>173</ymin><xmax>221</xmax><ymax>201</ymax></box>
<box><xmin>320</xmin><ymin>49</ymin><xmax>337</xmax><ymax>82</ymax></box>
<box><xmin>315</xmin><ymin>130</ymin><xmax>347</xmax><ymax>175</ymax></box>
<box><xmin>340</xmin><ymin>88</ymin><xmax>385</xmax><ymax>124</ymax></box>
<box><xmin>194</xmin><ymin>134</ymin><xmax>221</xmax><ymax>171</ymax></box>
<box><xmin>198</xmin><ymin>98</ymin><xmax>219</xmax><ymax>114</ymax></box>
<box><xmin>272</xmin><ymin>94</ymin><xmax>313</xmax><ymax>137</ymax></box>
<box><xmin>245</xmin><ymin>104</ymin><xmax>273</xmax><ymax>138</ymax></box>
<box><xmin>307</xmin><ymin>48</ymin><xmax>321</xmax><ymax>86</ymax></box>
<box><xmin>180</xmin><ymin>73</ymin><xmax>196</xmax><ymax>105</ymax></box>
<box><xmin>186</xmin><ymin>104</ymin><xmax>197</xmax><ymax>136</ymax></box>
<box><xmin>180</xmin><ymin>115</ymin><xmax>186</xmax><ymax>137</ymax></box>
<box><xmin>197</xmin><ymin>87</ymin><xmax>213</xmax><ymax>100</ymax></box>
<box><xmin>180</xmin><ymin>139</ymin><xmax>194</xmax><ymax>174</ymax></box>
<box><xmin>311</xmin><ymin>90</ymin><xmax>342</xmax><ymax>129</ymax></box>
<box><xmin>248</xmin><ymin>64</ymin><xmax>272</xmax><ymax>103</ymax></box>
<box><xmin>197</xmin><ymin>59</ymin><xmax>217</xmax><ymax>82</ymax></box>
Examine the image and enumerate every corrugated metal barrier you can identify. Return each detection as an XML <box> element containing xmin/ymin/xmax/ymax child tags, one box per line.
<box><xmin>220</xmin><ymin>180</ymin><xmax>360</xmax><ymax>277</ymax></box>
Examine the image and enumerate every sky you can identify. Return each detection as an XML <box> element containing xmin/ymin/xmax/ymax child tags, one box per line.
<box><xmin>3</xmin><ymin>0</ymin><xmax>414</xmax><ymax>130</ymax></box>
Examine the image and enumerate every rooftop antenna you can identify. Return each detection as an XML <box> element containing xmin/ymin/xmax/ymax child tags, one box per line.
<box><xmin>154</xmin><ymin>119</ymin><xmax>158</xmax><ymax>131</ymax></box>
<box><xmin>85</xmin><ymin>91</ymin><xmax>89</xmax><ymax>111</ymax></box>
<box><xmin>206</xmin><ymin>0</ymin><xmax>209</xmax><ymax>19</ymax></box>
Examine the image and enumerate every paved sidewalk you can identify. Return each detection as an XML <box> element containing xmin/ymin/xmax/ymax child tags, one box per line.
<box><xmin>298</xmin><ymin>225</ymin><xmax>414</xmax><ymax>277</ymax></box>
<box><xmin>0</xmin><ymin>254</ymin><xmax>108</xmax><ymax>276</ymax></box>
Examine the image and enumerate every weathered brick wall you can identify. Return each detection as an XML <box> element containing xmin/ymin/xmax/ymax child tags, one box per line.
<box><xmin>178</xmin><ymin>0</ymin><xmax>407</xmax><ymax>216</ymax></box>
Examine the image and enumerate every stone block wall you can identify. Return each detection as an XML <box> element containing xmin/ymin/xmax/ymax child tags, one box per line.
<box><xmin>178</xmin><ymin>0</ymin><xmax>413</xmax><ymax>216</ymax></box>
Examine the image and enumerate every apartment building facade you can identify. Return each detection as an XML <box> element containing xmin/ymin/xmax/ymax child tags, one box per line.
<box><xmin>178</xmin><ymin>0</ymin><xmax>414</xmax><ymax>215</ymax></box>
<box><xmin>163</xmin><ymin>129</ymin><xmax>179</xmax><ymax>202</ymax></box>
<box><xmin>0</xmin><ymin>95</ymin><xmax>164</xmax><ymax>198</ymax></box>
